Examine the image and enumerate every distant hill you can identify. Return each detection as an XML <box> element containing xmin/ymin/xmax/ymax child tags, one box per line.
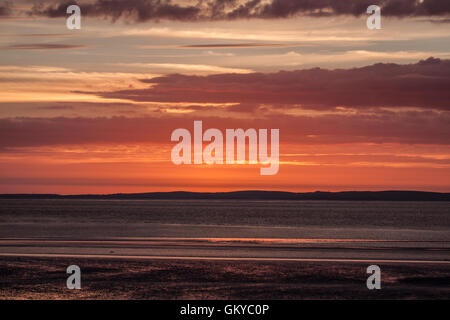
<box><xmin>0</xmin><ymin>190</ymin><xmax>449</xmax><ymax>201</ymax></box>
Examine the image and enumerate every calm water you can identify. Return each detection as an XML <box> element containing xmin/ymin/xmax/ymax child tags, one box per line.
<box><xmin>0</xmin><ymin>199</ymin><xmax>449</xmax><ymax>240</ymax></box>
<box><xmin>1</xmin><ymin>199</ymin><xmax>449</xmax><ymax>261</ymax></box>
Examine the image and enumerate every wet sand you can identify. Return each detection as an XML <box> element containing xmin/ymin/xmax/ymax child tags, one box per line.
<box><xmin>1</xmin><ymin>256</ymin><xmax>450</xmax><ymax>300</ymax></box>
<box><xmin>1</xmin><ymin>237</ymin><xmax>449</xmax><ymax>262</ymax></box>
<box><xmin>1</xmin><ymin>236</ymin><xmax>449</xmax><ymax>299</ymax></box>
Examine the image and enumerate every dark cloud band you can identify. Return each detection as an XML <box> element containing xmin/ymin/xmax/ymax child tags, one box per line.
<box><xmin>27</xmin><ymin>0</ymin><xmax>450</xmax><ymax>22</ymax></box>
<box><xmin>96</xmin><ymin>58</ymin><xmax>450</xmax><ymax>110</ymax></box>
<box><xmin>1</xmin><ymin>110</ymin><xmax>449</xmax><ymax>148</ymax></box>
<box><xmin>0</xmin><ymin>2</ymin><xmax>10</xmax><ymax>17</ymax></box>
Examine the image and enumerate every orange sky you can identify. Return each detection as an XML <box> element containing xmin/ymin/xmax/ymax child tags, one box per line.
<box><xmin>0</xmin><ymin>1</ymin><xmax>449</xmax><ymax>194</ymax></box>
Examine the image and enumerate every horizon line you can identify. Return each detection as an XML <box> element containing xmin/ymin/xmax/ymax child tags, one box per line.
<box><xmin>0</xmin><ymin>190</ymin><xmax>449</xmax><ymax>197</ymax></box>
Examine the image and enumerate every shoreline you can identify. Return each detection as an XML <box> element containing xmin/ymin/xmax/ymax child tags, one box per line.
<box><xmin>2</xmin><ymin>253</ymin><xmax>450</xmax><ymax>265</ymax></box>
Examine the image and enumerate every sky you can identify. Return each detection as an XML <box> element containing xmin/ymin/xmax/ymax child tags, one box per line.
<box><xmin>0</xmin><ymin>0</ymin><xmax>449</xmax><ymax>194</ymax></box>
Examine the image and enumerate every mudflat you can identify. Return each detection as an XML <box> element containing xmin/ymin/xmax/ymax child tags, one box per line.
<box><xmin>1</xmin><ymin>256</ymin><xmax>449</xmax><ymax>300</ymax></box>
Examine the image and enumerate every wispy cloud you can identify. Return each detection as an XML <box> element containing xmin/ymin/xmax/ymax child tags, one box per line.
<box><xmin>115</xmin><ymin>63</ymin><xmax>252</xmax><ymax>75</ymax></box>
<box><xmin>179</xmin><ymin>43</ymin><xmax>292</xmax><ymax>48</ymax></box>
<box><xmin>4</xmin><ymin>43</ymin><xmax>86</xmax><ymax>50</ymax></box>
<box><xmin>122</xmin><ymin>27</ymin><xmax>375</xmax><ymax>42</ymax></box>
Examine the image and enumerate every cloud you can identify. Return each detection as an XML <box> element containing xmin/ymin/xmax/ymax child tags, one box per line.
<box><xmin>9</xmin><ymin>33</ymin><xmax>78</xmax><ymax>38</ymax></box>
<box><xmin>5</xmin><ymin>44</ymin><xmax>86</xmax><ymax>50</ymax></box>
<box><xmin>0</xmin><ymin>2</ymin><xmax>11</xmax><ymax>17</ymax></box>
<box><xmin>95</xmin><ymin>58</ymin><xmax>450</xmax><ymax>110</ymax></box>
<box><xmin>30</xmin><ymin>0</ymin><xmax>450</xmax><ymax>22</ymax></box>
<box><xmin>256</xmin><ymin>0</ymin><xmax>450</xmax><ymax>18</ymax></box>
<box><xmin>1</xmin><ymin>109</ymin><xmax>449</xmax><ymax>149</ymax></box>
<box><xmin>115</xmin><ymin>63</ymin><xmax>252</xmax><ymax>74</ymax></box>
<box><xmin>179</xmin><ymin>43</ymin><xmax>289</xmax><ymax>48</ymax></box>
<box><xmin>31</xmin><ymin>0</ymin><xmax>200</xmax><ymax>22</ymax></box>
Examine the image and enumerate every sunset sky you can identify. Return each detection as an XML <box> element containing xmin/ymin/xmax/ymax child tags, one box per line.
<box><xmin>0</xmin><ymin>0</ymin><xmax>449</xmax><ymax>194</ymax></box>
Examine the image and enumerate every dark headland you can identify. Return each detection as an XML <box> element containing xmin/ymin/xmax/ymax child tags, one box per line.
<box><xmin>0</xmin><ymin>190</ymin><xmax>449</xmax><ymax>201</ymax></box>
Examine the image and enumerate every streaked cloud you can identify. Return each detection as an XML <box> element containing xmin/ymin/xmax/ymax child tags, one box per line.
<box><xmin>1</xmin><ymin>108</ymin><xmax>449</xmax><ymax>148</ymax></box>
<box><xmin>4</xmin><ymin>43</ymin><xmax>87</xmax><ymax>50</ymax></box>
<box><xmin>122</xmin><ymin>26</ymin><xmax>374</xmax><ymax>42</ymax></box>
<box><xmin>0</xmin><ymin>65</ymin><xmax>154</xmax><ymax>103</ymax></box>
<box><xmin>179</xmin><ymin>43</ymin><xmax>291</xmax><ymax>48</ymax></box>
<box><xmin>115</xmin><ymin>62</ymin><xmax>252</xmax><ymax>74</ymax></box>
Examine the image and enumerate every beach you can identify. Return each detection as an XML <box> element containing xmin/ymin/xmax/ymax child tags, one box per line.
<box><xmin>1</xmin><ymin>199</ymin><xmax>449</xmax><ymax>299</ymax></box>
<box><xmin>1</xmin><ymin>256</ymin><xmax>450</xmax><ymax>300</ymax></box>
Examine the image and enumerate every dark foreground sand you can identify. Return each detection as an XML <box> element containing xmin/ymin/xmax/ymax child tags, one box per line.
<box><xmin>1</xmin><ymin>256</ymin><xmax>449</xmax><ymax>299</ymax></box>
